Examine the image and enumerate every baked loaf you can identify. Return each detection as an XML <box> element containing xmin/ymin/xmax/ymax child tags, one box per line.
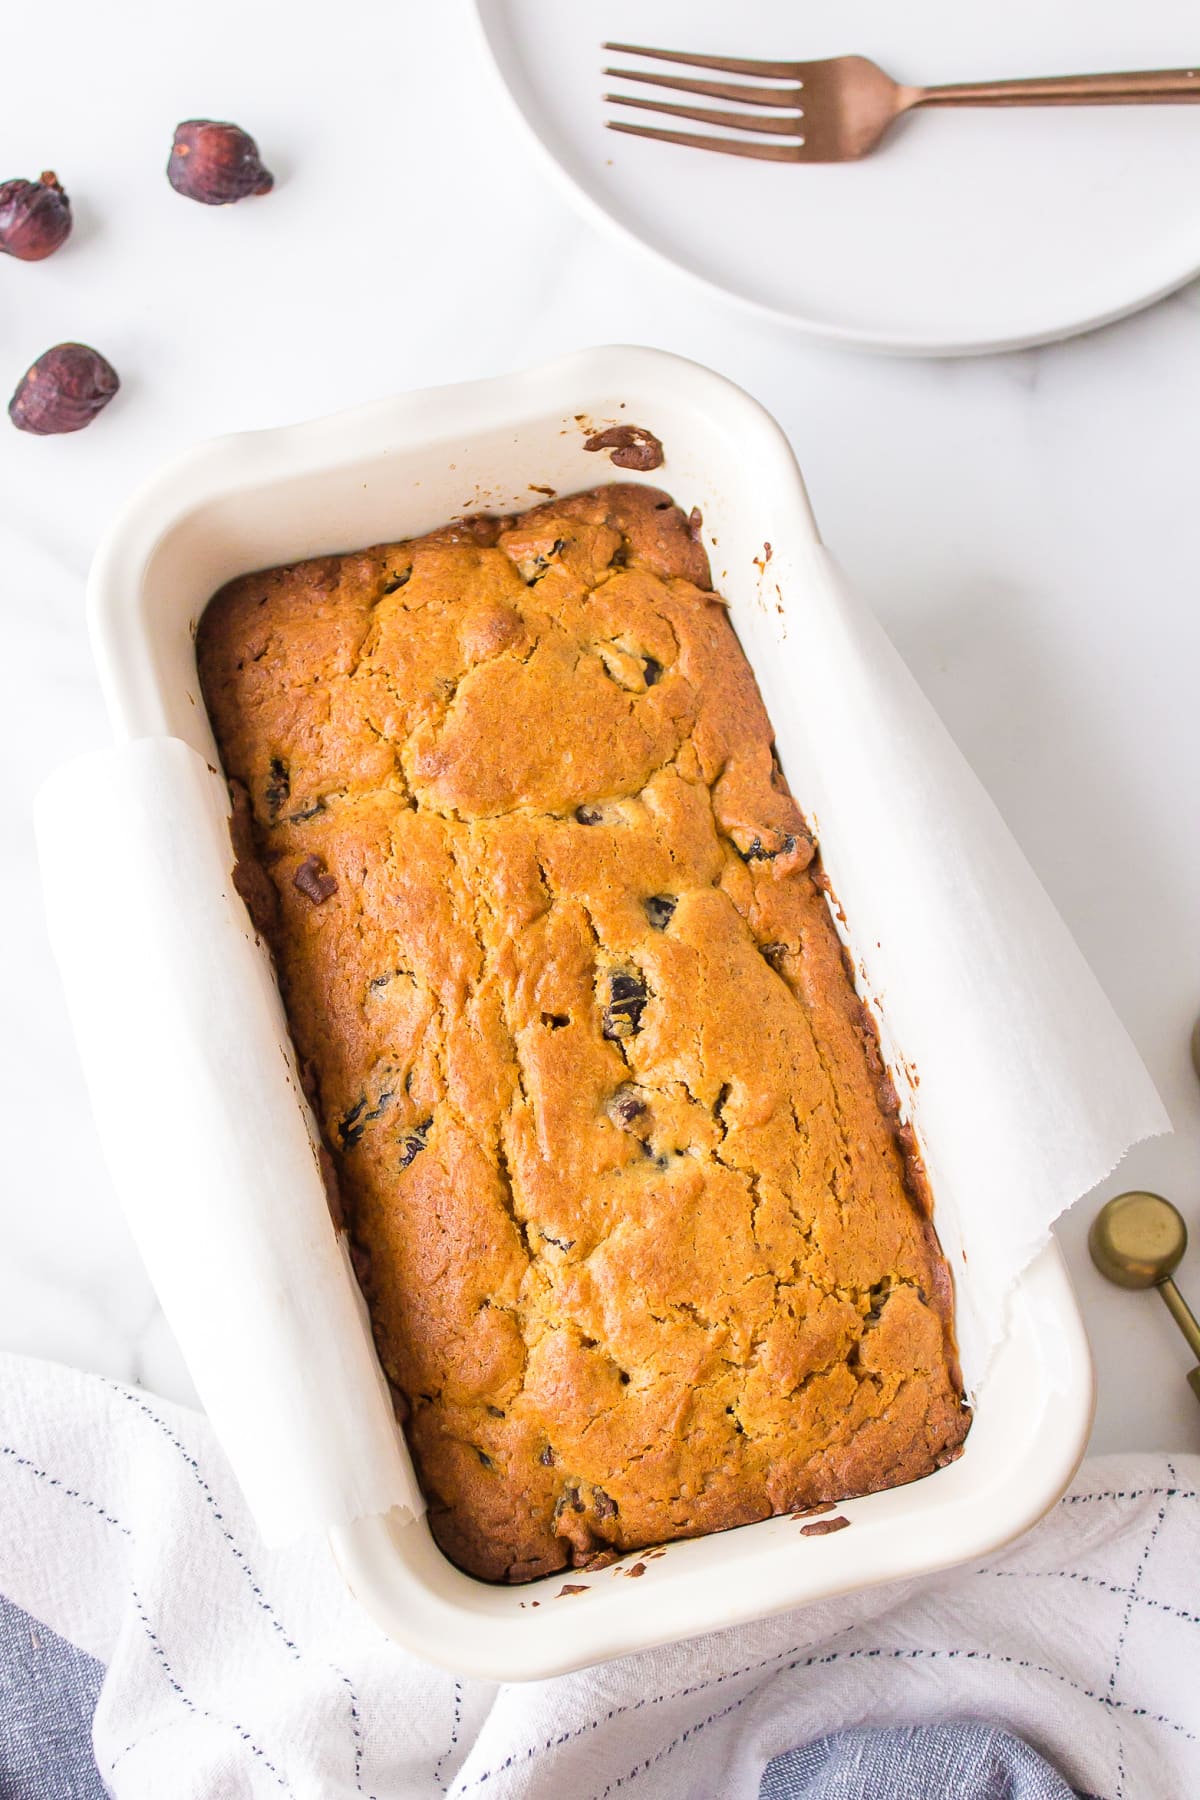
<box><xmin>198</xmin><ymin>484</ymin><xmax>969</xmax><ymax>1582</ymax></box>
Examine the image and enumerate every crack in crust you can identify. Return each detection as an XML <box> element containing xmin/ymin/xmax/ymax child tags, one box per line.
<box><xmin>197</xmin><ymin>482</ymin><xmax>970</xmax><ymax>1584</ymax></box>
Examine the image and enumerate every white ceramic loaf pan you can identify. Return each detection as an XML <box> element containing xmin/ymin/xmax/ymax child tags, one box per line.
<box><xmin>85</xmin><ymin>346</ymin><xmax>1094</xmax><ymax>1680</ymax></box>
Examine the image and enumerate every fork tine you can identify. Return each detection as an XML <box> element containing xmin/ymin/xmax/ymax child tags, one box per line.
<box><xmin>603</xmin><ymin>68</ymin><xmax>801</xmax><ymax>108</ymax></box>
<box><xmin>606</xmin><ymin>94</ymin><xmax>803</xmax><ymax>136</ymax></box>
<box><xmin>605</xmin><ymin>121</ymin><xmax>806</xmax><ymax>162</ymax></box>
<box><xmin>604</xmin><ymin>41</ymin><xmax>800</xmax><ymax>80</ymax></box>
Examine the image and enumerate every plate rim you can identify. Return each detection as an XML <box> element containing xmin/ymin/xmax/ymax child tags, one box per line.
<box><xmin>471</xmin><ymin>0</ymin><xmax>1200</xmax><ymax>357</ymax></box>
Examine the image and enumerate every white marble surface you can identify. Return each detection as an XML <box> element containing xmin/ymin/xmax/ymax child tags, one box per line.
<box><xmin>1</xmin><ymin>0</ymin><xmax>1198</xmax><ymax>1453</ymax></box>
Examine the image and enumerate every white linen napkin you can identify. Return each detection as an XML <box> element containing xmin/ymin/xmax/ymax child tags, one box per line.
<box><xmin>0</xmin><ymin>1351</ymin><xmax>1194</xmax><ymax>1800</ymax></box>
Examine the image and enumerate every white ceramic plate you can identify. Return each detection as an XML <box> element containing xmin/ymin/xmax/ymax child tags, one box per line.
<box><xmin>473</xmin><ymin>0</ymin><xmax>1200</xmax><ymax>354</ymax></box>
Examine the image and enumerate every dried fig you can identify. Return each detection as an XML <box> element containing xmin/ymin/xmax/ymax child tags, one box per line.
<box><xmin>9</xmin><ymin>344</ymin><xmax>119</xmax><ymax>435</ymax></box>
<box><xmin>168</xmin><ymin>120</ymin><xmax>274</xmax><ymax>205</ymax></box>
<box><xmin>0</xmin><ymin>171</ymin><xmax>72</xmax><ymax>260</ymax></box>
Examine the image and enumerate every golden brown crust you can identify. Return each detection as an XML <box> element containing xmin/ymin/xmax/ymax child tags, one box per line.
<box><xmin>197</xmin><ymin>482</ymin><xmax>969</xmax><ymax>1583</ymax></box>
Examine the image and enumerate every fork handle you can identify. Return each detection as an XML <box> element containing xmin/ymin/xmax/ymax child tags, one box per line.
<box><xmin>918</xmin><ymin>67</ymin><xmax>1200</xmax><ymax>106</ymax></box>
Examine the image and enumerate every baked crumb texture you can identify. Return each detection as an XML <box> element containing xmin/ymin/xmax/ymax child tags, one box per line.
<box><xmin>197</xmin><ymin>483</ymin><xmax>969</xmax><ymax>1584</ymax></box>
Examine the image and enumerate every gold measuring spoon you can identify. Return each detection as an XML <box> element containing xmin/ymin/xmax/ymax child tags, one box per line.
<box><xmin>1089</xmin><ymin>1192</ymin><xmax>1200</xmax><ymax>1403</ymax></box>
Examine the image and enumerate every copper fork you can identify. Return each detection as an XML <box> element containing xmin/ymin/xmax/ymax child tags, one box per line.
<box><xmin>604</xmin><ymin>44</ymin><xmax>1200</xmax><ymax>163</ymax></box>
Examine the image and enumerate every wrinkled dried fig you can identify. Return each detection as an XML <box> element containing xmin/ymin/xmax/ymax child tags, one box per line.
<box><xmin>8</xmin><ymin>343</ymin><xmax>119</xmax><ymax>435</ymax></box>
<box><xmin>168</xmin><ymin>120</ymin><xmax>274</xmax><ymax>205</ymax></box>
<box><xmin>0</xmin><ymin>171</ymin><xmax>72</xmax><ymax>260</ymax></box>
